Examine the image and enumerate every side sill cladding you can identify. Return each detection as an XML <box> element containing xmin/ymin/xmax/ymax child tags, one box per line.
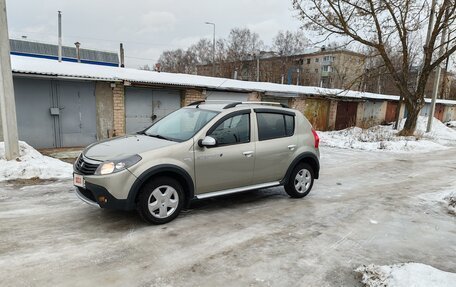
<box><xmin>126</xmin><ymin>165</ymin><xmax>195</xmax><ymax>210</ymax></box>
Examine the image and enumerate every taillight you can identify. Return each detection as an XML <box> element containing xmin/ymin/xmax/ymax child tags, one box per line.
<box><xmin>311</xmin><ymin>128</ymin><xmax>319</xmax><ymax>149</ymax></box>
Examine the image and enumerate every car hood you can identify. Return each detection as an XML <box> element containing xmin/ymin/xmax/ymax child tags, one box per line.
<box><xmin>84</xmin><ymin>135</ymin><xmax>177</xmax><ymax>161</ymax></box>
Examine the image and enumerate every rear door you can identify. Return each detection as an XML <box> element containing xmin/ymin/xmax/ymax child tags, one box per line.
<box><xmin>252</xmin><ymin>109</ymin><xmax>297</xmax><ymax>184</ymax></box>
<box><xmin>195</xmin><ymin>110</ymin><xmax>255</xmax><ymax>194</ymax></box>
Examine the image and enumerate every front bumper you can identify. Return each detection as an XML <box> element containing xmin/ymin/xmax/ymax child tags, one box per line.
<box><xmin>74</xmin><ymin>181</ymin><xmax>131</xmax><ymax>210</ymax></box>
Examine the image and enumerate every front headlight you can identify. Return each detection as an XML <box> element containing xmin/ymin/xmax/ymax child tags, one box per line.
<box><xmin>95</xmin><ymin>154</ymin><xmax>142</xmax><ymax>175</ymax></box>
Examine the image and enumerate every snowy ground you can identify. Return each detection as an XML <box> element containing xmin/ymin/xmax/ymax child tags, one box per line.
<box><xmin>320</xmin><ymin>116</ymin><xmax>456</xmax><ymax>152</ymax></box>
<box><xmin>0</xmin><ymin>141</ymin><xmax>73</xmax><ymax>182</ymax></box>
<box><xmin>0</xmin><ymin>146</ymin><xmax>455</xmax><ymax>286</ymax></box>
<box><xmin>356</xmin><ymin>263</ymin><xmax>456</xmax><ymax>287</ymax></box>
<box><xmin>446</xmin><ymin>120</ymin><xmax>456</xmax><ymax>128</ymax></box>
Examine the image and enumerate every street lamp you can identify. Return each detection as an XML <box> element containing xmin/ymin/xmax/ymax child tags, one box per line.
<box><xmin>205</xmin><ymin>22</ymin><xmax>216</xmax><ymax>77</ymax></box>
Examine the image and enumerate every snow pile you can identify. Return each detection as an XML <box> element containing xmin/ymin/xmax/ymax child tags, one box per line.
<box><xmin>418</xmin><ymin>188</ymin><xmax>456</xmax><ymax>215</ymax></box>
<box><xmin>356</xmin><ymin>263</ymin><xmax>456</xmax><ymax>287</ymax></box>
<box><xmin>0</xmin><ymin>141</ymin><xmax>73</xmax><ymax>181</ymax></box>
<box><xmin>407</xmin><ymin>117</ymin><xmax>456</xmax><ymax>144</ymax></box>
<box><xmin>446</xmin><ymin>121</ymin><xmax>456</xmax><ymax>128</ymax></box>
<box><xmin>319</xmin><ymin>116</ymin><xmax>456</xmax><ymax>152</ymax></box>
<box><xmin>445</xmin><ymin>193</ymin><xmax>456</xmax><ymax>215</ymax></box>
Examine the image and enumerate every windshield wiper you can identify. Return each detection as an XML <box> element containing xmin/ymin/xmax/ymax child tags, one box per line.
<box><xmin>147</xmin><ymin>134</ymin><xmax>174</xmax><ymax>141</ymax></box>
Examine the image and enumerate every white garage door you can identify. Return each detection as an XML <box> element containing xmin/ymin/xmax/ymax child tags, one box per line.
<box><xmin>125</xmin><ymin>87</ymin><xmax>181</xmax><ymax>134</ymax></box>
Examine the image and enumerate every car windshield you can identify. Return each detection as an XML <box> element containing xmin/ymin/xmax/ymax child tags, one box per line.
<box><xmin>143</xmin><ymin>108</ymin><xmax>219</xmax><ymax>142</ymax></box>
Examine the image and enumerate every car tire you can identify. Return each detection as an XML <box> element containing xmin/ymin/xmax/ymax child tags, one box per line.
<box><xmin>137</xmin><ymin>176</ymin><xmax>184</xmax><ymax>224</ymax></box>
<box><xmin>284</xmin><ymin>163</ymin><xmax>314</xmax><ymax>198</ymax></box>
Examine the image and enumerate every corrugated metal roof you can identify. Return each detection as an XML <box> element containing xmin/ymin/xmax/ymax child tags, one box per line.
<box><xmin>10</xmin><ymin>55</ymin><xmax>456</xmax><ymax>105</ymax></box>
<box><xmin>10</xmin><ymin>39</ymin><xmax>119</xmax><ymax>65</ymax></box>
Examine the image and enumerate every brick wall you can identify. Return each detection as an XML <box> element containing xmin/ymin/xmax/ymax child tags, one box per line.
<box><xmin>183</xmin><ymin>89</ymin><xmax>205</xmax><ymax>106</ymax></box>
<box><xmin>112</xmin><ymin>82</ymin><xmax>125</xmax><ymax>136</ymax></box>
<box><xmin>247</xmin><ymin>92</ymin><xmax>262</xmax><ymax>101</ymax></box>
<box><xmin>327</xmin><ymin>100</ymin><xmax>338</xmax><ymax>130</ymax></box>
<box><xmin>289</xmin><ymin>97</ymin><xmax>306</xmax><ymax>113</ymax></box>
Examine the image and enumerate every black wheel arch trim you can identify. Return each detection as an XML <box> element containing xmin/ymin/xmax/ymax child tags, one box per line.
<box><xmin>126</xmin><ymin>164</ymin><xmax>195</xmax><ymax>210</ymax></box>
<box><xmin>281</xmin><ymin>152</ymin><xmax>320</xmax><ymax>185</ymax></box>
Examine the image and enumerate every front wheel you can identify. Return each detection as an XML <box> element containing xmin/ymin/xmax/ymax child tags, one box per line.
<box><xmin>284</xmin><ymin>163</ymin><xmax>314</xmax><ymax>198</ymax></box>
<box><xmin>137</xmin><ymin>177</ymin><xmax>184</xmax><ymax>224</ymax></box>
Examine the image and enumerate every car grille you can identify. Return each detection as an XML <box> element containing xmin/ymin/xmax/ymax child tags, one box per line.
<box><xmin>75</xmin><ymin>156</ymin><xmax>100</xmax><ymax>175</ymax></box>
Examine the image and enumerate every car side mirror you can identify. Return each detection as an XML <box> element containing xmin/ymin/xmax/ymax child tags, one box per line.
<box><xmin>198</xmin><ymin>136</ymin><xmax>216</xmax><ymax>147</ymax></box>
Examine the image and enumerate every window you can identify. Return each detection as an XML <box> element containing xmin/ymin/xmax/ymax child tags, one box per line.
<box><xmin>208</xmin><ymin>113</ymin><xmax>250</xmax><ymax>146</ymax></box>
<box><xmin>145</xmin><ymin>108</ymin><xmax>218</xmax><ymax>142</ymax></box>
<box><xmin>306</xmin><ymin>59</ymin><xmax>311</xmax><ymax>64</ymax></box>
<box><xmin>257</xmin><ymin>113</ymin><xmax>295</xmax><ymax>141</ymax></box>
<box><xmin>315</xmin><ymin>68</ymin><xmax>319</xmax><ymax>73</ymax></box>
<box><xmin>322</xmin><ymin>65</ymin><xmax>332</xmax><ymax>72</ymax></box>
<box><xmin>315</xmin><ymin>58</ymin><xmax>319</xmax><ymax>63</ymax></box>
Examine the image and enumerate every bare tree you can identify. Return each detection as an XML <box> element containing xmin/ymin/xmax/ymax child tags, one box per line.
<box><xmin>188</xmin><ymin>38</ymin><xmax>213</xmax><ymax>64</ymax></box>
<box><xmin>292</xmin><ymin>0</ymin><xmax>456</xmax><ymax>135</ymax></box>
<box><xmin>138</xmin><ymin>64</ymin><xmax>152</xmax><ymax>71</ymax></box>
<box><xmin>226</xmin><ymin>28</ymin><xmax>264</xmax><ymax>62</ymax></box>
<box><xmin>158</xmin><ymin>48</ymin><xmax>197</xmax><ymax>74</ymax></box>
<box><xmin>273</xmin><ymin>30</ymin><xmax>309</xmax><ymax>56</ymax></box>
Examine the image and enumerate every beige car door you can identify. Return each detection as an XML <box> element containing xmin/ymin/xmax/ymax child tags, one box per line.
<box><xmin>194</xmin><ymin>110</ymin><xmax>255</xmax><ymax>194</ymax></box>
<box><xmin>252</xmin><ymin>110</ymin><xmax>297</xmax><ymax>184</ymax></box>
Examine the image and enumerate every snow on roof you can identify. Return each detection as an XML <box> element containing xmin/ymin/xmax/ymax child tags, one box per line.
<box><xmin>10</xmin><ymin>55</ymin><xmax>456</xmax><ymax>105</ymax></box>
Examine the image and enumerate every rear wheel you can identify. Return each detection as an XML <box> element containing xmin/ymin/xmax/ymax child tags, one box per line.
<box><xmin>137</xmin><ymin>177</ymin><xmax>184</xmax><ymax>224</ymax></box>
<box><xmin>284</xmin><ymin>163</ymin><xmax>314</xmax><ymax>198</ymax></box>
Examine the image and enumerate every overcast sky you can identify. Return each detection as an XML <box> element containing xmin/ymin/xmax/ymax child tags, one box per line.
<box><xmin>6</xmin><ymin>0</ymin><xmax>304</xmax><ymax>68</ymax></box>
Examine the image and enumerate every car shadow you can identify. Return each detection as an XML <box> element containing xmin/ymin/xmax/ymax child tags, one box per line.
<box><xmin>75</xmin><ymin>187</ymin><xmax>291</xmax><ymax>232</ymax></box>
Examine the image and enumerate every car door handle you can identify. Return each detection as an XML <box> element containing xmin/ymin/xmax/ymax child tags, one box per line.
<box><xmin>288</xmin><ymin>145</ymin><xmax>297</xmax><ymax>151</ymax></box>
<box><xmin>243</xmin><ymin>151</ymin><xmax>254</xmax><ymax>157</ymax></box>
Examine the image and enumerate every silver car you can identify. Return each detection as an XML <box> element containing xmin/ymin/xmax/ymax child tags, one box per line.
<box><xmin>73</xmin><ymin>101</ymin><xmax>320</xmax><ymax>224</ymax></box>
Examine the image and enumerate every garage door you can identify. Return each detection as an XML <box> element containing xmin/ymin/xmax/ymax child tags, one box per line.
<box><xmin>435</xmin><ymin>104</ymin><xmax>445</xmax><ymax>121</ymax></box>
<box><xmin>335</xmin><ymin>101</ymin><xmax>358</xmax><ymax>130</ymax></box>
<box><xmin>385</xmin><ymin>101</ymin><xmax>398</xmax><ymax>123</ymax></box>
<box><xmin>125</xmin><ymin>87</ymin><xmax>181</xmax><ymax>134</ymax></box>
<box><xmin>302</xmin><ymin>98</ymin><xmax>330</xmax><ymax>131</ymax></box>
<box><xmin>206</xmin><ymin>91</ymin><xmax>249</xmax><ymax>102</ymax></box>
<box><xmin>13</xmin><ymin>77</ymin><xmax>97</xmax><ymax>148</ymax></box>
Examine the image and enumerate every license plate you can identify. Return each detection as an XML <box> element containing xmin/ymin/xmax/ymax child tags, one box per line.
<box><xmin>73</xmin><ymin>174</ymin><xmax>85</xmax><ymax>188</ymax></box>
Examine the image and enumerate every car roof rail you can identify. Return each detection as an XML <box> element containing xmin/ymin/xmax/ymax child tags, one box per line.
<box><xmin>223</xmin><ymin>102</ymin><xmax>243</xmax><ymax>109</ymax></box>
<box><xmin>188</xmin><ymin>100</ymin><xmax>205</xmax><ymax>108</ymax></box>
<box><xmin>223</xmin><ymin>101</ymin><xmax>289</xmax><ymax>109</ymax></box>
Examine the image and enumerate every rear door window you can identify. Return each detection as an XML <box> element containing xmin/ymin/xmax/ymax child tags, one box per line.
<box><xmin>256</xmin><ymin>112</ymin><xmax>295</xmax><ymax>141</ymax></box>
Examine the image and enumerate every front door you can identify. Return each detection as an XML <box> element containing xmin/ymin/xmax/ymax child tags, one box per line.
<box><xmin>195</xmin><ymin>111</ymin><xmax>254</xmax><ymax>194</ymax></box>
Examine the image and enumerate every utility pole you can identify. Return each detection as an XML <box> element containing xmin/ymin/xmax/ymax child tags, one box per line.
<box><xmin>205</xmin><ymin>22</ymin><xmax>215</xmax><ymax>77</ymax></box>
<box><xmin>440</xmin><ymin>31</ymin><xmax>451</xmax><ymax>99</ymax></box>
<box><xmin>119</xmin><ymin>43</ymin><xmax>125</xmax><ymax>68</ymax></box>
<box><xmin>58</xmin><ymin>11</ymin><xmax>62</xmax><ymax>62</ymax></box>
<box><xmin>0</xmin><ymin>0</ymin><xmax>20</xmax><ymax>159</ymax></box>
<box><xmin>74</xmin><ymin>42</ymin><xmax>81</xmax><ymax>63</ymax></box>
<box><xmin>427</xmin><ymin>7</ymin><xmax>449</xmax><ymax>132</ymax></box>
